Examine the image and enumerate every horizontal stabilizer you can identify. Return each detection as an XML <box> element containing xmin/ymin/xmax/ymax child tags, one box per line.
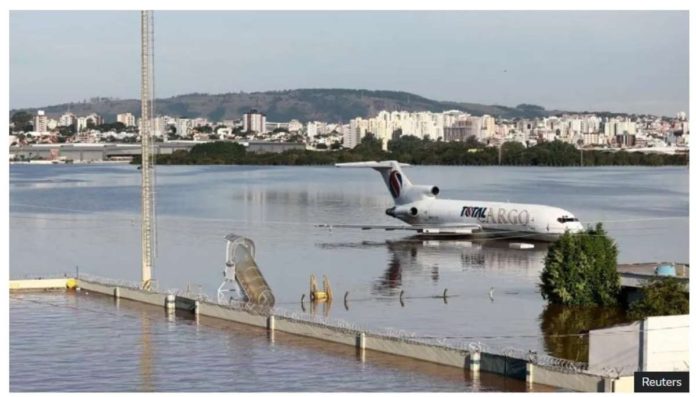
<box><xmin>335</xmin><ymin>161</ymin><xmax>410</xmax><ymax>169</ymax></box>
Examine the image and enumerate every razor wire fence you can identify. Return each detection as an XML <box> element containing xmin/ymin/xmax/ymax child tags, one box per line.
<box><xmin>74</xmin><ymin>273</ymin><xmax>599</xmax><ymax>376</ymax></box>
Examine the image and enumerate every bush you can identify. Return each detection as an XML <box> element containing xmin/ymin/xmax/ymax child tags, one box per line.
<box><xmin>627</xmin><ymin>277</ymin><xmax>689</xmax><ymax>320</ymax></box>
<box><xmin>540</xmin><ymin>223</ymin><xmax>620</xmax><ymax>306</ymax></box>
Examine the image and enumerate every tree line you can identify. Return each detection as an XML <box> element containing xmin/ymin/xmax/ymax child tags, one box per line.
<box><xmin>139</xmin><ymin>135</ymin><xmax>688</xmax><ymax>166</ymax></box>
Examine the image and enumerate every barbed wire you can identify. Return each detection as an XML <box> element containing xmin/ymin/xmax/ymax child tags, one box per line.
<box><xmin>78</xmin><ymin>273</ymin><xmax>157</xmax><ymax>292</ymax></box>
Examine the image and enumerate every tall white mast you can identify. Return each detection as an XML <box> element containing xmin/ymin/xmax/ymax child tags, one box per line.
<box><xmin>140</xmin><ymin>10</ymin><xmax>155</xmax><ymax>290</ymax></box>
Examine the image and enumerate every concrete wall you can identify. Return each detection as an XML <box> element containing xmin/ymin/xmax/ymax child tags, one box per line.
<box><xmin>480</xmin><ymin>352</ymin><xmax>527</xmax><ymax>380</ymax></box>
<box><xmin>68</xmin><ymin>278</ymin><xmax>614</xmax><ymax>392</ymax></box>
<box><xmin>198</xmin><ymin>301</ymin><xmax>267</xmax><ymax>328</ymax></box>
<box><xmin>533</xmin><ymin>365</ymin><xmax>609</xmax><ymax>392</ymax></box>
<box><xmin>364</xmin><ymin>335</ymin><xmax>465</xmax><ymax>368</ymax></box>
<box><xmin>588</xmin><ymin>315</ymin><xmax>689</xmax><ymax>375</ymax></box>
<box><xmin>10</xmin><ymin>278</ymin><xmax>69</xmax><ymax>290</ymax></box>
<box><xmin>589</xmin><ymin>321</ymin><xmax>641</xmax><ymax>375</ymax></box>
<box><xmin>79</xmin><ymin>279</ymin><xmax>167</xmax><ymax>307</ymax></box>
<box><xmin>643</xmin><ymin>315</ymin><xmax>689</xmax><ymax>371</ymax></box>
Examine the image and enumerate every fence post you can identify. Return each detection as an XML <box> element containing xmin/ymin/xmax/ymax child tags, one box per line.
<box><xmin>526</xmin><ymin>362</ymin><xmax>534</xmax><ymax>385</ymax></box>
<box><xmin>356</xmin><ymin>332</ymin><xmax>366</xmax><ymax>362</ymax></box>
<box><xmin>165</xmin><ymin>294</ymin><xmax>176</xmax><ymax>312</ymax></box>
<box><xmin>359</xmin><ymin>332</ymin><xmax>366</xmax><ymax>350</ymax></box>
<box><xmin>470</xmin><ymin>350</ymin><xmax>481</xmax><ymax>374</ymax></box>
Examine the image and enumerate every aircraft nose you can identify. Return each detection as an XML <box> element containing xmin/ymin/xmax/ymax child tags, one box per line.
<box><xmin>567</xmin><ymin>222</ymin><xmax>584</xmax><ymax>232</ymax></box>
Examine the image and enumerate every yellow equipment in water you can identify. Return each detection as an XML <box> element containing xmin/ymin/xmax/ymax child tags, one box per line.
<box><xmin>66</xmin><ymin>278</ymin><xmax>78</xmax><ymax>289</ymax></box>
<box><xmin>309</xmin><ymin>274</ymin><xmax>332</xmax><ymax>302</ymax></box>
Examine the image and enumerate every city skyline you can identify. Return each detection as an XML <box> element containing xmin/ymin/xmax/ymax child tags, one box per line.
<box><xmin>10</xmin><ymin>10</ymin><xmax>689</xmax><ymax>116</ymax></box>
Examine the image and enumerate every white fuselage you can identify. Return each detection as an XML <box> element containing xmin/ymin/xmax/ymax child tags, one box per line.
<box><xmin>388</xmin><ymin>197</ymin><xmax>583</xmax><ymax>241</ymax></box>
<box><xmin>334</xmin><ymin>161</ymin><xmax>584</xmax><ymax>241</ymax></box>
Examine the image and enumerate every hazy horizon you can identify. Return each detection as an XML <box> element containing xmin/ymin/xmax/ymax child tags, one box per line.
<box><xmin>10</xmin><ymin>10</ymin><xmax>689</xmax><ymax>116</ymax></box>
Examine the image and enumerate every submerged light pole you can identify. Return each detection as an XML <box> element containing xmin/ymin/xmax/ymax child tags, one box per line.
<box><xmin>140</xmin><ymin>10</ymin><xmax>155</xmax><ymax>290</ymax></box>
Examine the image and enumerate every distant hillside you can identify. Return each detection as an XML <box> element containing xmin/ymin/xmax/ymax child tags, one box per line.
<box><xmin>11</xmin><ymin>88</ymin><xmax>559</xmax><ymax>123</ymax></box>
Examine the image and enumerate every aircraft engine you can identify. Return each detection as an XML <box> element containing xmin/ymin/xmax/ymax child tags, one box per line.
<box><xmin>386</xmin><ymin>205</ymin><xmax>419</xmax><ymax>218</ymax></box>
<box><xmin>410</xmin><ymin>185</ymin><xmax>440</xmax><ymax>197</ymax></box>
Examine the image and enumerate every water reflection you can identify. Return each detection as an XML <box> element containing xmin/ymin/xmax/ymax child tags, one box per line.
<box><xmin>309</xmin><ymin>299</ymin><xmax>332</xmax><ymax>318</ymax></box>
<box><xmin>139</xmin><ymin>313</ymin><xmax>154</xmax><ymax>392</ymax></box>
<box><xmin>366</xmin><ymin>237</ymin><xmax>550</xmax><ymax>295</ymax></box>
<box><xmin>539</xmin><ymin>304</ymin><xmax>628</xmax><ymax>363</ymax></box>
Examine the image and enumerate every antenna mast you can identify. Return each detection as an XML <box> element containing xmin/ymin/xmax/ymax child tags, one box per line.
<box><xmin>140</xmin><ymin>10</ymin><xmax>155</xmax><ymax>290</ymax></box>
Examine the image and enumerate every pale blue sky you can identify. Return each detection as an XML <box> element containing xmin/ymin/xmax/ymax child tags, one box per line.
<box><xmin>10</xmin><ymin>10</ymin><xmax>689</xmax><ymax>115</ymax></box>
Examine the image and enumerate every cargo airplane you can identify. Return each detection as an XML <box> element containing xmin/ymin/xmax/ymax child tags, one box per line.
<box><xmin>317</xmin><ymin>161</ymin><xmax>583</xmax><ymax>241</ymax></box>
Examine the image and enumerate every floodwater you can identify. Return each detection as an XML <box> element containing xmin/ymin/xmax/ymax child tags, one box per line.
<box><xmin>11</xmin><ymin>291</ymin><xmax>533</xmax><ymax>392</ymax></box>
<box><xmin>9</xmin><ymin>164</ymin><xmax>688</xmax><ymax>390</ymax></box>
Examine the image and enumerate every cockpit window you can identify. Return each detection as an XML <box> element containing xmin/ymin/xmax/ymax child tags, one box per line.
<box><xmin>557</xmin><ymin>215</ymin><xmax>579</xmax><ymax>223</ymax></box>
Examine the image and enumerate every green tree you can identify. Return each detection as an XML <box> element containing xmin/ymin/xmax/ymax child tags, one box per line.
<box><xmin>193</xmin><ymin>125</ymin><xmax>213</xmax><ymax>134</ymax></box>
<box><xmin>11</xmin><ymin>111</ymin><xmax>33</xmax><ymax>132</ymax></box>
<box><xmin>188</xmin><ymin>141</ymin><xmax>246</xmax><ymax>162</ymax></box>
<box><xmin>627</xmin><ymin>277</ymin><xmax>689</xmax><ymax>320</ymax></box>
<box><xmin>540</xmin><ymin>223</ymin><xmax>621</xmax><ymax>306</ymax></box>
<box><xmin>57</xmin><ymin>125</ymin><xmax>76</xmax><ymax>136</ymax></box>
<box><xmin>464</xmin><ymin>135</ymin><xmax>483</xmax><ymax>149</ymax></box>
<box><xmin>501</xmin><ymin>141</ymin><xmax>526</xmax><ymax>165</ymax></box>
<box><xmin>143</xmin><ymin>133</ymin><xmax>688</xmax><ymax>166</ymax></box>
<box><xmin>352</xmin><ymin>133</ymin><xmax>386</xmax><ymax>159</ymax></box>
<box><xmin>92</xmin><ymin>122</ymin><xmax>126</xmax><ymax>132</ymax></box>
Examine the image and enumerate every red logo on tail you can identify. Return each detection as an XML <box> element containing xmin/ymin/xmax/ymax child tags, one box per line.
<box><xmin>388</xmin><ymin>170</ymin><xmax>403</xmax><ymax>198</ymax></box>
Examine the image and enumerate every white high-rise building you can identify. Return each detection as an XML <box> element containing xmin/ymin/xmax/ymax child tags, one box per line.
<box><xmin>192</xmin><ymin>118</ymin><xmax>209</xmax><ymax>128</ymax></box>
<box><xmin>77</xmin><ymin>117</ymin><xmax>88</xmax><ymax>132</ymax></box>
<box><xmin>344</xmin><ymin>117</ymin><xmax>368</xmax><ymax>148</ymax></box>
<box><xmin>306</xmin><ymin>122</ymin><xmax>318</xmax><ymax>139</ymax></box>
<box><xmin>604</xmin><ymin>119</ymin><xmax>636</xmax><ymax>136</ymax></box>
<box><xmin>117</xmin><ymin>112</ymin><xmax>136</xmax><ymax>127</ymax></box>
<box><xmin>84</xmin><ymin>113</ymin><xmax>103</xmax><ymax>128</ymax></box>
<box><xmin>175</xmin><ymin>118</ymin><xmax>193</xmax><ymax>137</ymax></box>
<box><xmin>243</xmin><ymin>110</ymin><xmax>266</xmax><ymax>133</ymax></box>
<box><xmin>153</xmin><ymin>116</ymin><xmax>169</xmax><ymax>137</ymax></box>
<box><xmin>480</xmin><ymin>115</ymin><xmax>496</xmax><ymax>140</ymax></box>
<box><xmin>34</xmin><ymin>110</ymin><xmax>48</xmax><ymax>133</ymax></box>
<box><xmin>59</xmin><ymin>112</ymin><xmax>76</xmax><ymax>127</ymax></box>
<box><xmin>288</xmin><ymin>119</ymin><xmax>303</xmax><ymax>132</ymax></box>
<box><xmin>139</xmin><ymin>115</ymin><xmax>171</xmax><ymax>136</ymax></box>
<box><xmin>343</xmin><ymin>126</ymin><xmax>361</xmax><ymax>149</ymax></box>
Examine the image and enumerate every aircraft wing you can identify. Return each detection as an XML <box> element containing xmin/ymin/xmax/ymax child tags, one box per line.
<box><xmin>315</xmin><ymin>223</ymin><xmax>482</xmax><ymax>235</ymax></box>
